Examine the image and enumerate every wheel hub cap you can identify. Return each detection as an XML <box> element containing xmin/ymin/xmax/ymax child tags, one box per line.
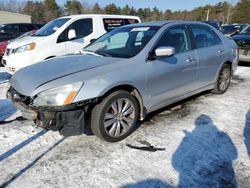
<box><xmin>104</xmin><ymin>98</ymin><xmax>135</xmax><ymax>138</ymax></box>
<box><xmin>219</xmin><ymin>68</ymin><xmax>230</xmax><ymax>91</ymax></box>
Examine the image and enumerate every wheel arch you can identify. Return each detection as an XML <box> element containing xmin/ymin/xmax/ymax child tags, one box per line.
<box><xmin>100</xmin><ymin>84</ymin><xmax>146</xmax><ymax>120</ymax></box>
<box><xmin>214</xmin><ymin>60</ymin><xmax>233</xmax><ymax>83</ymax></box>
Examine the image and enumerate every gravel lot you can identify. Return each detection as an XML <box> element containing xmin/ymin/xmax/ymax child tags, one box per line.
<box><xmin>0</xmin><ymin>65</ymin><xmax>250</xmax><ymax>188</ymax></box>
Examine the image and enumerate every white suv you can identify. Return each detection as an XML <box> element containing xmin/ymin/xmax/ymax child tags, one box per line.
<box><xmin>2</xmin><ymin>14</ymin><xmax>140</xmax><ymax>74</ymax></box>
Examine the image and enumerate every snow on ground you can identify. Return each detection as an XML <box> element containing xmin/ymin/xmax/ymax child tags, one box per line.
<box><xmin>0</xmin><ymin>66</ymin><xmax>250</xmax><ymax>188</ymax></box>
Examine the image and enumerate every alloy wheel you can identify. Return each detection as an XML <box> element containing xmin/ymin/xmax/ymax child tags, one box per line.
<box><xmin>219</xmin><ymin>67</ymin><xmax>231</xmax><ymax>92</ymax></box>
<box><xmin>104</xmin><ymin>98</ymin><xmax>135</xmax><ymax>138</ymax></box>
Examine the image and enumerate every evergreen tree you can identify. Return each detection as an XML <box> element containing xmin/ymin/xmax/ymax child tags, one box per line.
<box><xmin>64</xmin><ymin>0</ymin><xmax>82</xmax><ymax>15</ymax></box>
<box><xmin>232</xmin><ymin>0</ymin><xmax>250</xmax><ymax>23</ymax></box>
<box><xmin>121</xmin><ymin>5</ymin><xmax>131</xmax><ymax>15</ymax></box>
<box><xmin>104</xmin><ymin>3</ymin><xmax>121</xmax><ymax>14</ymax></box>
<box><xmin>92</xmin><ymin>3</ymin><xmax>102</xmax><ymax>14</ymax></box>
<box><xmin>23</xmin><ymin>1</ymin><xmax>45</xmax><ymax>23</ymax></box>
<box><xmin>43</xmin><ymin>0</ymin><xmax>60</xmax><ymax>22</ymax></box>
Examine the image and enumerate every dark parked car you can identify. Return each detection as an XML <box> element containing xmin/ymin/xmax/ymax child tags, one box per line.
<box><xmin>0</xmin><ymin>29</ymin><xmax>37</xmax><ymax>65</ymax></box>
<box><xmin>220</xmin><ymin>24</ymin><xmax>247</xmax><ymax>36</ymax></box>
<box><xmin>0</xmin><ymin>23</ymin><xmax>43</xmax><ymax>42</ymax></box>
<box><xmin>232</xmin><ymin>25</ymin><xmax>250</xmax><ymax>62</ymax></box>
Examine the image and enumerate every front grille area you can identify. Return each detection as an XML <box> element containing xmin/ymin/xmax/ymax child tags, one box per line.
<box><xmin>6</xmin><ymin>66</ymin><xmax>16</xmax><ymax>73</ymax></box>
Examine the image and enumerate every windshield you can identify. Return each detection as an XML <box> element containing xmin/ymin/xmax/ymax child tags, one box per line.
<box><xmin>240</xmin><ymin>25</ymin><xmax>250</xmax><ymax>34</ymax></box>
<box><xmin>35</xmin><ymin>18</ymin><xmax>70</xmax><ymax>37</ymax></box>
<box><xmin>84</xmin><ymin>26</ymin><xmax>160</xmax><ymax>58</ymax></box>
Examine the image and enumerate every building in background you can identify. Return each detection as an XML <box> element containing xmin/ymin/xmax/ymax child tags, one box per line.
<box><xmin>0</xmin><ymin>11</ymin><xmax>31</xmax><ymax>24</ymax></box>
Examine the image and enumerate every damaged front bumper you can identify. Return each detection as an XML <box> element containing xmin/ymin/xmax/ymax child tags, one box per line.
<box><xmin>6</xmin><ymin>87</ymin><xmax>95</xmax><ymax>136</ymax></box>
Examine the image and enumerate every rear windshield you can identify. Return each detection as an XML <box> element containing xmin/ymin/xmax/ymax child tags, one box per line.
<box><xmin>35</xmin><ymin>18</ymin><xmax>70</xmax><ymax>37</ymax></box>
<box><xmin>103</xmin><ymin>18</ymin><xmax>139</xmax><ymax>32</ymax></box>
<box><xmin>220</xmin><ymin>26</ymin><xmax>237</xmax><ymax>34</ymax></box>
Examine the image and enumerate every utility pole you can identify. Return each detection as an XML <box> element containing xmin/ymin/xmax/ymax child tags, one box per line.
<box><xmin>226</xmin><ymin>7</ymin><xmax>233</xmax><ymax>24</ymax></box>
<box><xmin>206</xmin><ymin>9</ymin><xmax>210</xmax><ymax>21</ymax></box>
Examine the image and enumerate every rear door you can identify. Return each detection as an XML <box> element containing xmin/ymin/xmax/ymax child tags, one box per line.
<box><xmin>190</xmin><ymin>24</ymin><xmax>225</xmax><ymax>87</ymax></box>
<box><xmin>146</xmin><ymin>25</ymin><xmax>198</xmax><ymax>109</ymax></box>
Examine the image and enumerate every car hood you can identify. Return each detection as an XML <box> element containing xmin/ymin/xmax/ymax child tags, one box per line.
<box><xmin>10</xmin><ymin>54</ymin><xmax>118</xmax><ymax>96</ymax></box>
<box><xmin>7</xmin><ymin>36</ymin><xmax>45</xmax><ymax>49</ymax></box>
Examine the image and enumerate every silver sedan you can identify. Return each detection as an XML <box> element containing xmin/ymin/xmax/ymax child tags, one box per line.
<box><xmin>7</xmin><ymin>21</ymin><xmax>238</xmax><ymax>142</ymax></box>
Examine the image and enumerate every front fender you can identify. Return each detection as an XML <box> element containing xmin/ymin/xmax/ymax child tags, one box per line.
<box><xmin>73</xmin><ymin>80</ymin><xmax>145</xmax><ymax>103</ymax></box>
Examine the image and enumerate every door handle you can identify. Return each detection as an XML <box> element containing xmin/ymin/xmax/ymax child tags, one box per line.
<box><xmin>186</xmin><ymin>57</ymin><xmax>197</xmax><ymax>64</ymax></box>
<box><xmin>218</xmin><ymin>49</ymin><xmax>224</xmax><ymax>53</ymax></box>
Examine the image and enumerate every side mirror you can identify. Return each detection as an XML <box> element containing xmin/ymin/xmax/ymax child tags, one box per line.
<box><xmin>68</xmin><ymin>29</ymin><xmax>76</xmax><ymax>40</ymax></box>
<box><xmin>155</xmin><ymin>46</ymin><xmax>175</xmax><ymax>57</ymax></box>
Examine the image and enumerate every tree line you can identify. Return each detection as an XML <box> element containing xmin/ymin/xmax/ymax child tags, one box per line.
<box><xmin>0</xmin><ymin>0</ymin><xmax>249</xmax><ymax>24</ymax></box>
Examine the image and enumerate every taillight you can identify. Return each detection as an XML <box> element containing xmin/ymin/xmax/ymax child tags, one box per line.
<box><xmin>234</xmin><ymin>47</ymin><xmax>239</xmax><ymax>56</ymax></box>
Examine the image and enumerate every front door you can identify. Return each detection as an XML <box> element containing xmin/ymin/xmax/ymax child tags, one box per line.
<box><xmin>146</xmin><ymin>25</ymin><xmax>198</xmax><ymax>109</ymax></box>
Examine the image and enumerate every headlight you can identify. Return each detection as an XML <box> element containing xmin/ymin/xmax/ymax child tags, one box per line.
<box><xmin>14</xmin><ymin>42</ymin><xmax>36</xmax><ymax>53</ymax></box>
<box><xmin>33</xmin><ymin>82</ymin><xmax>82</xmax><ymax>107</ymax></box>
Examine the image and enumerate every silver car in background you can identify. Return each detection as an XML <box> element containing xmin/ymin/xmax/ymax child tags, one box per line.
<box><xmin>7</xmin><ymin>21</ymin><xmax>238</xmax><ymax>142</ymax></box>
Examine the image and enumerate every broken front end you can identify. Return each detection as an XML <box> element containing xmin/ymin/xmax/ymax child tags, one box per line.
<box><xmin>6</xmin><ymin>86</ymin><xmax>96</xmax><ymax>136</ymax></box>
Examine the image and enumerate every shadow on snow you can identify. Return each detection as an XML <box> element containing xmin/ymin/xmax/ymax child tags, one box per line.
<box><xmin>0</xmin><ymin>138</ymin><xmax>65</xmax><ymax>188</ymax></box>
<box><xmin>0</xmin><ymin>71</ymin><xmax>11</xmax><ymax>84</ymax></box>
<box><xmin>0</xmin><ymin>99</ymin><xmax>17</xmax><ymax>122</ymax></box>
<box><xmin>244</xmin><ymin>110</ymin><xmax>250</xmax><ymax>156</ymax></box>
<box><xmin>123</xmin><ymin>114</ymin><xmax>238</xmax><ymax>188</ymax></box>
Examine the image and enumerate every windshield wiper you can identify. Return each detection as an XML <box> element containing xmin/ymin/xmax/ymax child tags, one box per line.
<box><xmin>95</xmin><ymin>50</ymin><xmax>112</xmax><ymax>57</ymax></box>
<box><xmin>79</xmin><ymin>50</ymin><xmax>103</xmax><ymax>57</ymax></box>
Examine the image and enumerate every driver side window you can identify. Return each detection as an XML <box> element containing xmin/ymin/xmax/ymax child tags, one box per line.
<box><xmin>57</xmin><ymin>18</ymin><xmax>93</xmax><ymax>43</ymax></box>
<box><xmin>155</xmin><ymin>25</ymin><xmax>191</xmax><ymax>54</ymax></box>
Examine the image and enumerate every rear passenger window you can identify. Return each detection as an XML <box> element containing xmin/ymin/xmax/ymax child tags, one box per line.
<box><xmin>103</xmin><ymin>18</ymin><xmax>139</xmax><ymax>32</ymax></box>
<box><xmin>68</xmin><ymin>18</ymin><xmax>93</xmax><ymax>39</ymax></box>
<box><xmin>191</xmin><ymin>25</ymin><xmax>222</xmax><ymax>49</ymax></box>
<box><xmin>124</xmin><ymin>19</ymin><xmax>139</xmax><ymax>25</ymax></box>
<box><xmin>103</xmin><ymin>19</ymin><xmax>124</xmax><ymax>32</ymax></box>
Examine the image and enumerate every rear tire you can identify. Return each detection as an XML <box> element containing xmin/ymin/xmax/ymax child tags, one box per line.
<box><xmin>211</xmin><ymin>63</ymin><xmax>231</xmax><ymax>94</ymax></box>
<box><xmin>91</xmin><ymin>90</ymin><xmax>139</xmax><ymax>142</ymax></box>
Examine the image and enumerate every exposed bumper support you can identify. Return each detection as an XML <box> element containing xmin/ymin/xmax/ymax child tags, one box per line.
<box><xmin>6</xmin><ymin>87</ymin><xmax>89</xmax><ymax>137</ymax></box>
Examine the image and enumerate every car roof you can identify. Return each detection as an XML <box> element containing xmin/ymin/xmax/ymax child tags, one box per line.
<box><xmin>122</xmin><ymin>20</ymin><xmax>211</xmax><ymax>27</ymax></box>
<box><xmin>60</xmin><ymin>14</ymin><xmax>140</xmax><ymax>19</ymax></box>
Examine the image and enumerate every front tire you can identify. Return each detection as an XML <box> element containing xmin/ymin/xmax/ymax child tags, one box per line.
<box><xmin>211</xmin><ymin>63</ymin><xmax>231</xmax><ymax>94</ymax></box>
<box><xmin>91</xmin><ymin>90</ymin><xmax>139</xmax><ymax>142</ymax></box>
